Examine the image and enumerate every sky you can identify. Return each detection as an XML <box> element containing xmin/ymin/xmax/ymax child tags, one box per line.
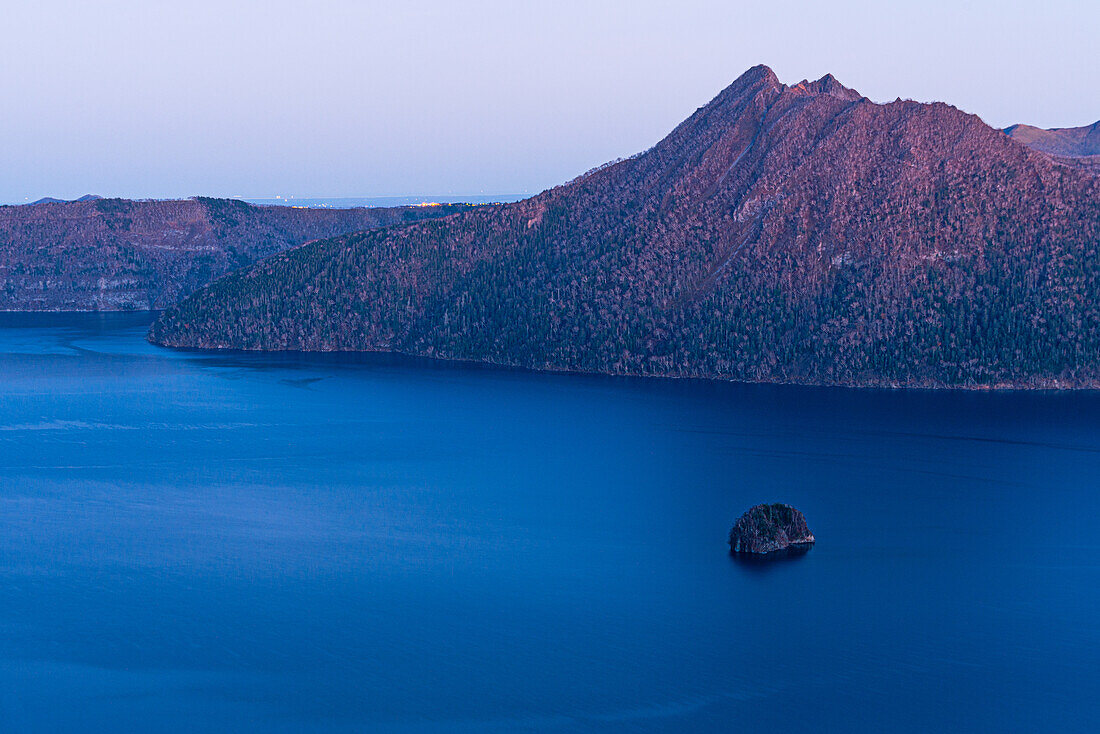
<box><xmin>1</xmin><ymin>0</ymin><xmax>1096</xmax><ymax>204</ymax></box>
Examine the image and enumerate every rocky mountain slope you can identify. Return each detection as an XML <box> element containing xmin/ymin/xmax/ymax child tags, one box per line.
<box><xmin>150</xmin><ymin>66</ymin><xmax>1100</xmax><ymax>388</ymax></box>
<box><xmin>0</xmin><ymin>198</ymin><xmax>468</xmax><ymax>310</ymax></box>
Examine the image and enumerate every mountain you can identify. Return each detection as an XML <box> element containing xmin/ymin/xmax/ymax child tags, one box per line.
<box><xmin>0</xmin><ymin>197</ymin><xmax>469</xmax><ymax>310</ymax></box>
<box><xmin>27</xmin><ymin>194</ymin><xmax>104</xmax><ymax>204</ymax></box>
<box><xmin>1005</xmin><ymin>121</ymin><xmax>1100</xmax><ymax>158</ymax></box>
<box><xmin>150</xmin><ymin>66</ymin><xmax>1100</xmax><ymax>388</ymax></box>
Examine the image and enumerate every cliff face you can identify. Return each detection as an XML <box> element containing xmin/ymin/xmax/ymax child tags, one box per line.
<box><xmin>0</xmin><ymin>198</ymin><xmax>468</xmax><ymax>310</ymax></box>
<box><xmin>151</xmin><ymin>67</ymin><xmax>1100</xmax><ymax>388</ymax></box>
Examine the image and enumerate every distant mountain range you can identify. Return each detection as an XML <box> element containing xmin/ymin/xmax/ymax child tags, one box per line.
<box><xmin>0</xmin><ymin>197</ymin><xmax>469</xmax><ymax>310</ymax></box>
<box><xmin>150</xmin><ymin>66</ymin><xmax>1100</xmax><ymax>388</ymax></box>
<box><xmin>28</xmin><ymin>194</ymin><xmax>104</xmax><ymax>205</ymax></box>
<box><xmin>244</xmin><ymin>195</ymin><xmax>526</xmax><ymax>209</ymax></box>
<box><xmin>1004</xmin><ymin>121</ymin><xmax>1100</xmax><ymax>158</ymax></box>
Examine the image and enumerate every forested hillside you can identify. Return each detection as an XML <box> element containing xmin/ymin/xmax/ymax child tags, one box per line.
<box><xmin>151</xmin><ymin>67</ymin><xmax>1100</xmax><ymax>388</ymax></box>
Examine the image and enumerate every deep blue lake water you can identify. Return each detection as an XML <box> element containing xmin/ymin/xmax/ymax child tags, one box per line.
<box><xmin>1</xmin><ymin>312</ymin><xmax>1097</xmax><ymax>733</ymax></box>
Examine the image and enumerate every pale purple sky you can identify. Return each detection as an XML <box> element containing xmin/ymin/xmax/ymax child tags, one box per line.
<box><xmin>2</xmin><ymin>0</ymin><xmax>1096</xmax><ymax>203</ymax></box>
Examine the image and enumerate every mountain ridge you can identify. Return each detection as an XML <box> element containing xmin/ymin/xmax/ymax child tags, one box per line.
<box><xmin>0</xmin><ymin>197</ymin><xmax>469</xmax><ymax>310</ymax></box>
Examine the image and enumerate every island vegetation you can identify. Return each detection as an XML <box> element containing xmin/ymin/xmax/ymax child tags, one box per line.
<box><xmin>729</xmin><ymin>503</ymin><xmax>815</xmax><ymax>556</ymax></box>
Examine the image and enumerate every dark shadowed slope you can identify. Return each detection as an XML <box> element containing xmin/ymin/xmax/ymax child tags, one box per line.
<box><xmin>151</xmin><ymin>66</ymin><xmax>1100</xmax><ymax>388</ymax></box>
<box><xmin>0</xmin><ymin>198</ymin><xmax>469</xmax><ymax>310</ymax></box>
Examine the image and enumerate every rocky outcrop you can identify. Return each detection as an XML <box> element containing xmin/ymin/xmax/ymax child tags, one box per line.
<box><xmin>728</xmin><ymin>504</ymin><xmax>814</xmax><ymax>555</ymax></box>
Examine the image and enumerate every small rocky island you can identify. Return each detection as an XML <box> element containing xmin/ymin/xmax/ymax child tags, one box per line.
<box><xmin>729</xmin><ymin>503</ymin><xmax>815</xmax><ymax>557</ymax></box>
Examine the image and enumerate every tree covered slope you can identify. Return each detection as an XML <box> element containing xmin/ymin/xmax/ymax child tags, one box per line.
<box><xmin>151</xmin><ymin>67</ymin><xmax>1100</xmax><ymax>388</ymax></box>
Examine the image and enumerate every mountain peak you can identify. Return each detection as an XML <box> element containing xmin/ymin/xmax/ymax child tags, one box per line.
<box><xmin>737</xmin><ymin>64</ymin><xmax>779</xmax><ymax>84</ymax></box>
<box><xmin>789</xmin><ymin>72</ymin><xmax>863</xmax><ymax>101</ymax></box>
<box><xmin>681</xmin><ymin>65</ymin><xmax>785</xmax><ymax>128</ymax></box>
<box><xmin>718</xmin><ymin>67</ymin><xmax>862</xmax><ymax>108</ymax></box>
<box><xmin>720</xmin><ymin>64</ymin><xmax>782</xmax><ymax>98</ymax></box>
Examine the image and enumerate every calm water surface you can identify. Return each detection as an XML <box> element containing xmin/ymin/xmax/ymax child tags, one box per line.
<box><xmin>1</xmin><ymin>313</ymin><xmax>1097</xmax><ymax>733</ymax></box>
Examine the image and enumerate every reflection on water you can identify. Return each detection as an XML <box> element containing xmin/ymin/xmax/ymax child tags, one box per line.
<box><xmin>730</xmin><ymin>543</ymin><xmax>815</xmax><ymax>564</ymax></box>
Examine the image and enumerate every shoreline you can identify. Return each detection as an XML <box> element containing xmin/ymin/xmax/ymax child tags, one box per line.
<box><xmin>1</xmin><ymin>309</ymin><xmax>1094</xmax><ymax>392</ymax></box>
<box><xmin>144</xmin><ymin>335</ymin><xmax>1100</xmax><ymax>393</ymax></box>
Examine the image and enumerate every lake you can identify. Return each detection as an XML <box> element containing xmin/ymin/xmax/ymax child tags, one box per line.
<box><xmin>1</xmin><ymin>312</ymin><xmax>1097</xmax><ymax>733</ymax></box>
